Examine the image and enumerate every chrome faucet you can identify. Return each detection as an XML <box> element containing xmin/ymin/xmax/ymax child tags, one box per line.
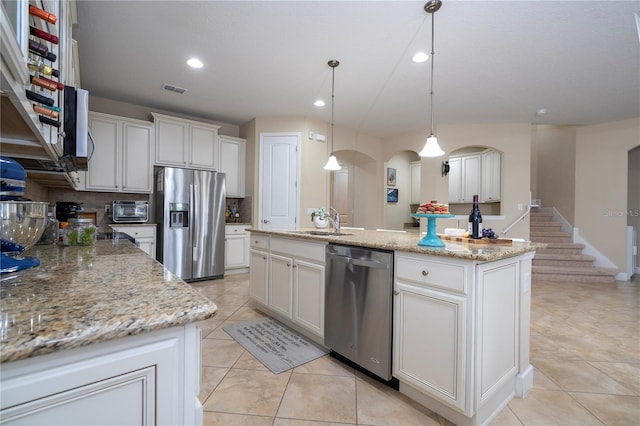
<box><xmin>328</xmin><ymin>207</ymin><xmax>341</xmax><ymax>235</ymax></box>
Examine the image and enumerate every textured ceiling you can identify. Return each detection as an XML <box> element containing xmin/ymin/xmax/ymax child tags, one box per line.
<box><xmin>74</xmin><ymin>1</ymin><xmax>640</xmax><ymax>138</ymax></box>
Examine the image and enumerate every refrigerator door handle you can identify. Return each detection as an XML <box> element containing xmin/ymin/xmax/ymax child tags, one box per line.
<box><xmin>191</xmin><ymin>183</ymin><xmax>198</xmax><ymax>259</ymax></box>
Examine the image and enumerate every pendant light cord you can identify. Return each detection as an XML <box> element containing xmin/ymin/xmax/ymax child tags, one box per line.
<box><xmin>331</xmin><ymin>64</ymin><xmax>335</xmax><ymax>154</ymax></box>
<box><xmin>429</xmin><ymin>10</ymin><xmax>435</xmax><ymax>137</ymax></box>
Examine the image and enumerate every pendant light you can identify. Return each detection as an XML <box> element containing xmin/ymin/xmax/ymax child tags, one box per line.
<box><xmin>324</xmin><ymin>60</ymin><xmax>342</xmax><ymax>171</ymax></box>
<box><xmin>419</xmin><ymin>0</ymin><xmax>445</xmax><ymax>158</ymax></box>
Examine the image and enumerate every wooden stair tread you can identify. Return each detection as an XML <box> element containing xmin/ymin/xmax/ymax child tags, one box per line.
<box><xmin>532</xmin><ymin>265</ymin><xmax>617</xmax><ymax>276</ymax></box>
<box><xmin>534</xmin><ymin>253</ymin><xmax>595</xmax><ymax>261</ymax></box>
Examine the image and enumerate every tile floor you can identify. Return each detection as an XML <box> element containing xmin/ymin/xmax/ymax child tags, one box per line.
<box><xmin>192</xmin><ymin>273</ymin><xmax>639</xmax><ymax>426</ymax></box>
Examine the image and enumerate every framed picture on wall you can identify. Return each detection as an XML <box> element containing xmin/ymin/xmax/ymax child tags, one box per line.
<box><xmin>387</xmin><ymin>188</ymin><xmax>398</xmax><ymax>203</ymax></box>
<box><xmin>387</xmin><ymin>168</ymin><xmax>396</xmax><ymax>186</ymax></box>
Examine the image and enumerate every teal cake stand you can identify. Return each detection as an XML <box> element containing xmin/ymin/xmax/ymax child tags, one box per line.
<box><xmin>412</xmin><ymin>213</ymin><xmax>455</xmax><ymax>247</ymax></box>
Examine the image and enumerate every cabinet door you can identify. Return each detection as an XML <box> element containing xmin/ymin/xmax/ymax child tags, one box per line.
<box><xmin>292</xmin><ymin>259</ymin><xmax>324</xmax><ymax>337</ymax></box>
<box><xmin>137</xmin><ymin>239</ymin><xmax>155</xmax><ymax>258</ymax></box>
<box><xmin>225</xmin><ymin>233</ymin><xmax>248</xmax><ymax>269</ymax></box>
<box><xmin>249</xmin><ymin>250</ymin><xmax>268</xmax><ymax>305</ymax></box>
<box><xmin>448</xmin><ymin>157</ymin><xmax>462</xmax><ymax>203</ymax></box>
<box><xmin>218</xmin><ymin>136</ymin><xmax>246</xmax><ymax>197</ymax></box>
<box><xmin>122</xmin><ymin>121</ymin><xmax>153</xmax><ymax>193</ymax></box>
<box><xmin>393</xmin><ymin>282</ymin><xmax>467</xmax><ymax>412</ymax></box>
<box><xmin>481</xmin><ymin>151</ymin><xmax>501</xmax><ymax>202</ymax></box>
<box><xmin>410</xmin><ymin>162</ymin><xmax>421</xmax><ymax>204</ymax></box>
<box><xmin>86</xmin><ymin>115</ymin><xmax>119</xmax><ymax>191</ymax></box>
<box><xmin>462</xmin><ymin>155</ymin><xmax>481</xmax><ymax>203</ymax></box>
<box><xmin>156</xmin><ymin>118</ymin><xmax>188</xmax><ymax>166</ymax></box>
<box><xmin>189</xmin><ymin>124</ymin><xmax>218</xmax><ymax>170</ymax></box>
<box><xmin>269</xmin><ymin>253</ymin><xmax>293</xmax><ymax>318</ymax></box>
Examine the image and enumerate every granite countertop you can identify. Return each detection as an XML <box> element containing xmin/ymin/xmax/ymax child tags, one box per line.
<box><xmin>0</xmin><ymin>240</ymin><xmax>217</xmax><ymax>364</ymax></box>
<box><xmin>249</xmin><ymin>228</ymin><xmax>543</xmax><ymax>262</ymax></box>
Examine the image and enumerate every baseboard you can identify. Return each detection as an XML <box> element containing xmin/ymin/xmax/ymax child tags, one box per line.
<box><xmin>572</xmin><ymin>227</ymin><xmax>619</xmax><ymax>270</ymax></box>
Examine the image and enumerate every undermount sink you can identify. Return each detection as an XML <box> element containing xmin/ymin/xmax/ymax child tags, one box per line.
<box><xmin>292</xmin><ymin>230</ymin><xmax>352</xmax><ymax>237</ymax></box>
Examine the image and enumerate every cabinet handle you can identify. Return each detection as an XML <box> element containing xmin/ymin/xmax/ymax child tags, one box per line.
<box><xmin>286</xmin><ymin>263</ymin><xmax>291</xmax><ymax>267</ymax></box>
<box><xmin>292</xmin><ymin>264</ymin><xmax>297</xmax><ymax>268</ymax></box>
<box><xmin>422</xmin><ymin>270</ymin><xmax>429</xmax><ymax>276</ymax></box>
<box><xmin>393</xmin><ymin>290</ymin><xmax>399</xmax><ymax>296</ymax></box>
<box><xmin>263</xmin><ymin>256</ymin><xmax>267</xmax><ymax>260</ymax></box>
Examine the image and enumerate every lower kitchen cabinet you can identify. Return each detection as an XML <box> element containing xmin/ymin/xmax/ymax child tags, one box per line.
<box><xmin>110</xmin><ymin>224</ymin><xmax>157</xmax><ymax>258</ymax></box>
<box><xmin>393</xmin><ymin>251</ymin><xmax>530</xmax><ymax>425</ymax></box>
<box><xmin>225</xmin><ymin>225</ymin><xmax>250</xmax><ymax>272</ymax></box>
<box><xmin>249</xmin><ymin>233</ymin><xmax>326</xmax><ymax>339</ymax></box>
<box><xmin>0</xmin><ymin>325</ymin><xmax>202</xmax><ymax>425</ymax></box>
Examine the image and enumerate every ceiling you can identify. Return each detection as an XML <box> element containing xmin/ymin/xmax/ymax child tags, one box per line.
<box><xmin>74</xmin><ymin>1</ymin><xmax>640</xmax><ymax>138</ymax></box>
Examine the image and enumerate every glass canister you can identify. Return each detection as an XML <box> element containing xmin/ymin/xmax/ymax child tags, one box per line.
<box><xmin>62</xmin><ymin>218</ymin><xmax>96</xmax><ymax>246</ymax></box>
<box><xmin>36</xmin><ymin>212</ymin><xmax>59</xmax><ymax>245</ymax></box>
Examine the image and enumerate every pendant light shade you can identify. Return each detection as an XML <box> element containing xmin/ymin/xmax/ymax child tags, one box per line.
<box><xmin>419</xmin><ymin>0</ymin><xmax>445</xmax><ymax>158</ymax></box>
<box><xmin>324</xmin><ymin>60</ymin><xmax>342</xmax><ymax>171</ymax></box>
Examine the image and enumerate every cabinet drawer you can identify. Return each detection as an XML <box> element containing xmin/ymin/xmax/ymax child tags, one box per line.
<box><xmin>226</xmin><ymin>225</ymin><xmax>248</xmax><ymax>235</ymax></box>
<box><xmin>270</xmin><ymin>237</ymin><xmax>325</xmax><ymax>263</ymax></box>
<box><xmin>250</xmin><ymin>234</ymin><xmax>269</xmax><ymax>250</ymax></box>
<box><xmin>396</xmin><ymin>253</ymin><xmax>467</xmax><ymax>293</ymax></box>
<box><xmin>112</xmin><ymin>225</ymin><xmax>156</xmax><ymax>239</ymax></box>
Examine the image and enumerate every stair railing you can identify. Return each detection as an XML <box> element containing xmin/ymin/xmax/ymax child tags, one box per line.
<box><xmin>502</xmin><ymin>195</ymin><xmax>540</xmax><ymax>236</ymax></box>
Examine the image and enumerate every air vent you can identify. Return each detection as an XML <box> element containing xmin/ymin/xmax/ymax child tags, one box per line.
<box><xmin>162</xmin><ymin>83</ymin><xmax>187</xmax><ymax>94</ymax></box>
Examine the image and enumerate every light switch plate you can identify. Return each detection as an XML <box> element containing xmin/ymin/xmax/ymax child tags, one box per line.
<box><xmin>316</xmin><ymin>133</ymin><xmax>326</xmax><ymax>142</ymax></box>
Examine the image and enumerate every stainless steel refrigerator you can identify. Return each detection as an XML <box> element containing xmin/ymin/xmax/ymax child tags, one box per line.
<box><xmin>155</xmin><ymin>167</ymin><xmax>226</xmax><ymax>281</ymax></box>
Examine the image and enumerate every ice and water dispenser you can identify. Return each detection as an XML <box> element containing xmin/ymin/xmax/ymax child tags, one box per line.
<box><xmin>169</xmin><ymin>203</ymin><xmax>189</xmax><ymax>228</ymax></box>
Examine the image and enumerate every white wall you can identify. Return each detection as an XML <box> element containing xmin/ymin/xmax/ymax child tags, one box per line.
<box><xmin>384</xmin><ymin>151</ymin><xmax>419</xmax><ymax>230</ymax></box>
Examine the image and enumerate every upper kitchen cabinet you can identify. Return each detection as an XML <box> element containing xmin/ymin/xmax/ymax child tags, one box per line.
<box><xmin>82</xmin><ymin>112</ymin><xmax>154</xmax><ymax>193</ymax></box>
<box><xmin>1</xmin><ymin>0</ymin><xmax>78</xmax><ymax>164</ymax></box>
<box><xmin>218</xmin><ymin>135</ymin><xmax>246</xmax><ymax>197</ymax></box>
<box><xmin>152</xmin><ymin>113</ymin><xmax>220</xmax><ymax>170</ymax></box>
<box><xmin>448</xmin><ymin>154</ymin><xmax>481</xmax><ymax>203</ymax></box>
<box><xmin>481</xmin><ymin>150</ymin><xmax>501</xmax><ymax>202</ymax></box>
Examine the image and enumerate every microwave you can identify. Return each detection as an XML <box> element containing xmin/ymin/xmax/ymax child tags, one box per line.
<box><xmin>112</xmin><ymin>200</ymin><xmax>149</xmax><ymax>223</ymax></box>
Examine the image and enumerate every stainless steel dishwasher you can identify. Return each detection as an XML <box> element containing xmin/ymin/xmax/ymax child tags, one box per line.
<box><xmin>325</xmin><ymin>244</ymin><xmax>394</xmax><ymax>381</ymax></box>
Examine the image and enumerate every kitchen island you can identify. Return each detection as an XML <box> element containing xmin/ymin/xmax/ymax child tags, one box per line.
<box><xmin>248</xmin><ymin>228</ymin><xmax>540</xmax><ymax>426</ymax></box>
<box><xmin>0</xmin><ymin>239</ymin><xmax>217</xmax><ymax>425</ymax></box>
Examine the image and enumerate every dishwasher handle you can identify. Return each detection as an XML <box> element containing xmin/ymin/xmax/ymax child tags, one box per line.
<box><xmin>327</xmin><ymin>251</ymin><xmax>389</xmax><ymax>269</ymax></box>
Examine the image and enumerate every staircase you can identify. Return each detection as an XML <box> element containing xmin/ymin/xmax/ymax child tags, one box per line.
<box><xmin>530</xmin><ymin>210</ymin><xmax>617</xmax><ymax>283</ymax></box>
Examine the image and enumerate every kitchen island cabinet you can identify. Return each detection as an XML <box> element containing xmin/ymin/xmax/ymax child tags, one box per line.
<box><xmin>110</xmin><ymin>223</ymin><xmax>157</xmax><ymax>257</ymax></box>
<box><xmin>0</xmin><ymin>240</ymin><xmax>217</xmax><ymax>425</ymax></box>
<box><xmin>248</xmin><ymin>228</ymin><xmax>538</xmax><ymax>426</ymax></box>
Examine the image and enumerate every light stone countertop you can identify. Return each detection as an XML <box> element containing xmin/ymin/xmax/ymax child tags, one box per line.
<box><xmin>248</xmin><ymin>228</ymin><xmax>542</xmax><ymax>262</ymax></box>
<box><xmin>0</xmin><ymin>240</ymin><xmax>217</xmax><ymax>364</ymax></box>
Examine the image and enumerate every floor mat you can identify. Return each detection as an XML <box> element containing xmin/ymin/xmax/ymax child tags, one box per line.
<box><xmin>223</xmin><ymin>317</ymin><xmax>328</xmax><ymax>374</ymax></box>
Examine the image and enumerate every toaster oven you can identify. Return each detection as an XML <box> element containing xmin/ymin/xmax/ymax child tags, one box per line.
<box><xmin>112</xmin><ymin>200</ymin><xmax>149</xmax><ymax>223</ymax></box>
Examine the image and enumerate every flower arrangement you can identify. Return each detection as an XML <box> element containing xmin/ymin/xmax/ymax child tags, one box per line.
<box><xmin>311</xmin><ymin>208</ymin><xmax>330</xmax><ymax>229</ymax></box>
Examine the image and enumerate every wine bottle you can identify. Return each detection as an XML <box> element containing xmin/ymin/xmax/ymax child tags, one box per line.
<box><xmin>28</xmin><ymin>40</ymin><xmax>57</xmax><ymax>62</ymax></box>
<box><xmin>468</xmin><ymin>194</ymin><xmax>483</xmax><ymax>239</ymax></box>
<box><xmin>29</xmin><ymin>5</ymin><xmax>57</xmax><ymax>24</ymax></box>
<box><xmin>25</xmin><ymin>89</ymin><xmax>55</xmax><ymax>106</ymax></box>
<box><xmin>27</xmin><ymin>61</ymin><xmax>60</xmax><ymax>77</ymax></box>
<box><xmin>33</xmin><ymin>104</ymin><xmax>59</xmax><ymax>119</ymax></box>
<box><xmin>30</xmin><ymin>76</ymin><xmax>58</xmax><ymax>91</ymax></box>
<box><xmin>30</xmin><ymin>26</ymin><xmax>59</xmax><ymax>44</ymax></box>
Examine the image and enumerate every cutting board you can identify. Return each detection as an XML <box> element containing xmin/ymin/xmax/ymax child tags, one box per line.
<box><xmin>439</xmin><ymin>234</ymin><xmax>512</xmax><ymax>245</ymax></box>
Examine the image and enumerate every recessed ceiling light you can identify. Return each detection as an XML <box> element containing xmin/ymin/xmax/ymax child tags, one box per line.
<box><xmin>536</xmin><ymin>108</ymin><xmax>548</xmax><ymax>116</ymax></box>
<box><xmin>186</xmin><ymin>58</ymin><xmax>203</xmax><ymax>69</ymax></box>
<box><xmin>314</xmin><ymin>100</ymin><xmax>325</xmax><ymax>107</ymax></box>
<box><xmin>412</xmin><ymin>52</ymin><xmax>429</xmax><ymax>63</ymax></box>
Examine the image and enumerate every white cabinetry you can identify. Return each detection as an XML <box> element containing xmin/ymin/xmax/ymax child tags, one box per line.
<box><xmin>218</xmin><ymin>136</ymin><xmax>246</xmax><ymax>197</ymax></box>
<box><xmin>225</xmin><ymin>225</ymin><xmax>249</xmax><ymax>272</ymax></box>
<box><xmin>249</xmin><ymin>234</ymin><xmax>269</xmax><ymax>305</ymax></box>
<box><xmin>152</xmin><ymin>113</ymin><xmax>220</xmax><ymax>170</ymax></box>
<box><xmin>84</xmin><ymin>113</ymin><xmax>154</xmax><ymax>193</ymax></box>
<box><xmin>448</xmin><ymin>155</ymin><xmax>481</xmax><ymax>203</ymax></box>
<box><xmin>249</xmin><ymin>234</ymin><xmax>326</xmax><ymax>339</ymax></box>
<box><xmin>394</xmin><ymin>251</ymin><xmax>530</xmax><ymax>425</ymax></box>
<box><xmin>410</xmin><ymin>161</ymin><xmax>421</xmax><ymax>204</ymax></box>
<box><xmin>110</xmin><ymin>224</ymin><xmax>157</xmax><ymax>258</ymax></box>
<box><xmin>481</xmin><ymin>150</ymin><xmax>501</xmax><ymax>202</ymax></box>
<box><xmin>0</xmin><ymin>325</ymin><xmax>202</xmax><ymax>425</ymax></box>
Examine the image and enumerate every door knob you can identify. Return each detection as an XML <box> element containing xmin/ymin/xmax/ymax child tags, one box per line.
<box><xmin>263</xmin><ymin>219</ymin><xmax>270</xmax><ymax>224</ymax></box>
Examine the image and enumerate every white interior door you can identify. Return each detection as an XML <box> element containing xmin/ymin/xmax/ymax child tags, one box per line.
<box><xmin>259</xmin><ymin>133</ymin><xmax>299</xmax><ymax>229</ymax></box>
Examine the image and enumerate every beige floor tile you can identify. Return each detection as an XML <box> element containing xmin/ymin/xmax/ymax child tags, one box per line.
<box><xmin>212</xmin><ymin>292</ymin><xmax>250</xmax><ymax>306</ymax></box>
<box><xmin>273</xmin><ymin>419</ymin><xmax>354</xmax><ymax>426</ymax></box>
<box><xmin>507</xmin><ymin>389</ymin><xmax>603</xmax><ymax>425</ymax></box>
<box><xmin>532</xmin><ymin>368</ymin><xmax>561</xmax><ymax>391</ymax></box>
<box><xmin>589</xmin><ymin>361</ymin><xmax>640</xmax><ymax>395</ymax></box>
<box><xmin>489</xmin><ymin>406</ymin><xmax>523</xmax><ymax>426</ymax></box>
<box><xmin>233</xmin><ymin>350</ymin><xmax>269</xmax><ymax>371</ymax></box>
<box><xmin>530</xmin><ymin>334</ymin><xmax>583</xmax><ymax>360</ymax></box>
<box><xmin>196</xmin><ymin>316</ymin><xmax>226</xmax><ymax>339</ymax></box>
<box><xmin>207</xmin><ymin>323</ymin><xmax>236</xmax><ymax>340</ymax></box>
<box><xmin>203</xmin><ymin>411</ymin><xmax>273</xmax><ymax>426</ymax></box>
<box><xmin>277</xmin><ymin>372</ymin><xmax>356</xmax><ymax>423</ymax></box>
<box><xmin>569</xmin><ymin>392</ymin><xmax>640</xmax><ymax>426</ymax></box>
<box><xmin>203</xmin><ymin>369</ymin><xmax>291</xmax><ymax>416</ymax></box>
<box><xmin>227</xmin><ymin>306</ymin><xmax>269</xmax><ymax>321</ymax></box>
<box><xmin>211</xmin><ymin>304</ymin><xmax>241</xmax><ymax>320</ymax></box>
<box><xmin>355</xmin><ymin>374</ymin><xmax>448</xmax><ymax>426</ymax></box>
<box><xmin>533</xmin><ymin>358</ymin><xmax>636</xmax><ymax>395</ymax></box>
<box><xmin>199</xmin><ymin>366</ymin><xmax>229</xmax><ymax>403</ymax></box>
<box><xmin>292</xmin><ymin>355</ymin><xmax>355</xmax><ymax>377</ymax></box>
<box><xmin>201</xmin><ymin>338</ymin><xmax>244</xmax><ymax>367</ymax></box>
<box><xmin>551</xmin><ymin>334</ymin><xmax>640</xmax><ymax>364</ymax></box>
